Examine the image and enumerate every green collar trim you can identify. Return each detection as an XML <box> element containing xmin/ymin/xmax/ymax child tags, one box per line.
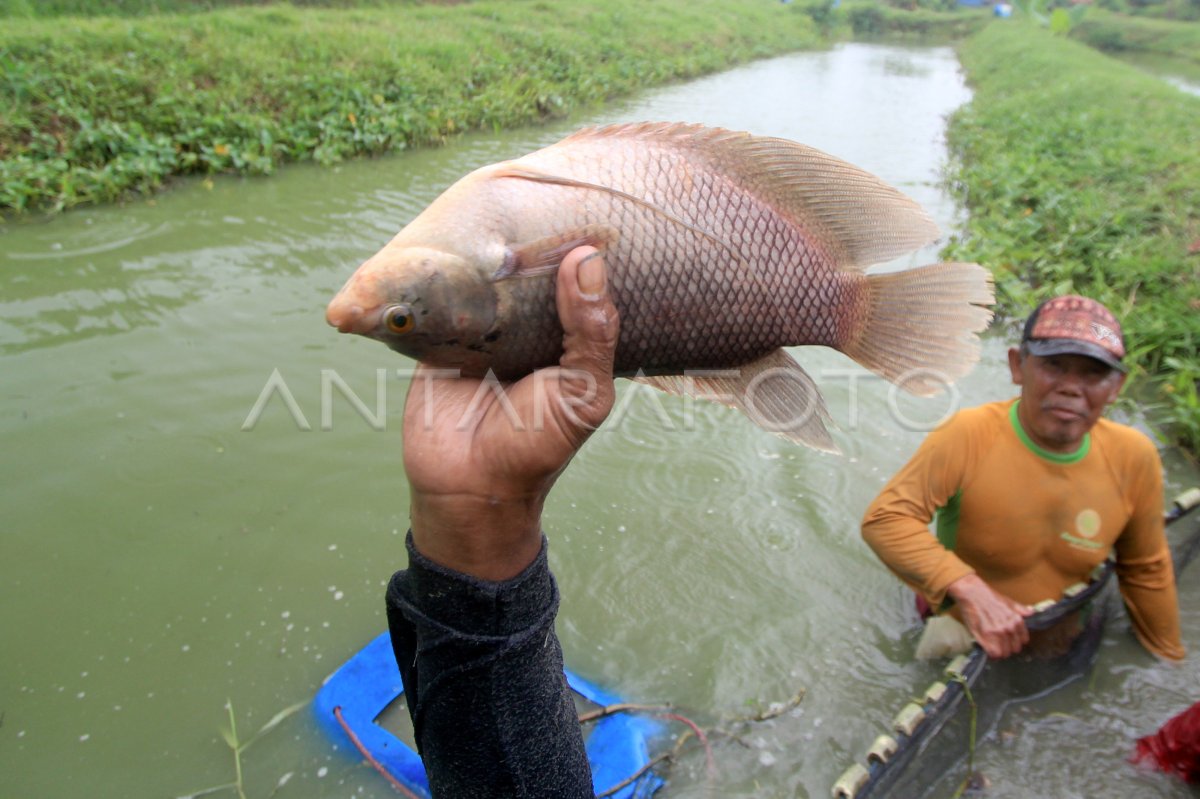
<box><xmin>1009</xmin><ymin>400</ymin><xmax>1089</xmax><ymax>464</ymax></box>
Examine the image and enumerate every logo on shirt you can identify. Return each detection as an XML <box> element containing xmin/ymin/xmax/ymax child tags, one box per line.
<box><xmin>1075</xmin><ymin>509</ymin><xmax>1101</xmax><ymax>538</ymax></box>
<box><xmin>1060</xmin><ymin>508</ymin><xmax>1104</xmax><ymax>551</ymax></box>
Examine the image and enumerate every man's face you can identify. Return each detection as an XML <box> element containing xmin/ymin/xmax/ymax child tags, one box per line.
<box><xmin>1007</xmin><ymin>348</ymin><xmax>1125</xmax><ymax>453</ymax></box>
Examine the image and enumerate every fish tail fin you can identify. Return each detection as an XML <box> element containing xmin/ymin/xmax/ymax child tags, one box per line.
<box><xmin>842</xmin><ymin>262</ymin><xmax>994</xmax><ymax>396</ymax></box>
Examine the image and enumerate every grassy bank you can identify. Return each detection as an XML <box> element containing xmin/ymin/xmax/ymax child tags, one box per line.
<box><xmin>2</xmin><ymin>0</ymin><xmax>416</xmax><ymax>14</ymax></box>
<box><xmin>0</xmin><ymin>0</ymin><xmax>821</xmax><ymax>214</ymax></box>
<box><xmin>834</xmin><ymin>0</ymin><xmax>991</xmax><ymax>41</ymax></box>
<box><xmin>943</xmin><ymin>22</ymin><xmax>1200</xmax><ymax>453</ymax></box>
<box><xmin>1072</xmin><ymin>8</ymin><xmax>1200</xmax><ymax>68</ymax></box>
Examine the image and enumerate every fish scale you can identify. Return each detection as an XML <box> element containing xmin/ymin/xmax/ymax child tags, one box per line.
<box><xmin>581</xmin><ymin>196</ymin><xmax>825</xmax><ymax>369</ymax></box>
<box><xmin>326</xmin><ymin>122</ymin><xmax>994</xmax><ymax>450</ymax></box>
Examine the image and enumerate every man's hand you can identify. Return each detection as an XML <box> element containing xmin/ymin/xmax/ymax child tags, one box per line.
<box><xmin>946</xmin><ymin>573</ymin><xmax>1034</xmax><ymax>659</ymax></box>
<box><xmin>402</xmin><ymin>247</ymin><xmax>619</xmax><ymax>581</ymax></box>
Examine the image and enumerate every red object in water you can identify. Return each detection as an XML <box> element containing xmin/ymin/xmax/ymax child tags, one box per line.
<box><xmin>1133</xmin><ymin>701</ymin><xmax>1200</xmax><ymax>784</ymax></box>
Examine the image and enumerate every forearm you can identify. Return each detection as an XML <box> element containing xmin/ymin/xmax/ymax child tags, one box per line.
<box><xmin>386</xmin><ymin>532</ymin><xmax>593</xmax><ymax>798</ymax></box>
<box><xmin>1115</xmin><ymin>463</ymin><xmax>1183</xmax><ymax>661</ymax></box>
<box><xmin>1117</xmin><ymin>557</ymin><xmax>1184</xmax><ymax>661</ymax></box>
<box><xmin>861</xmin><ymin>422</ymin><xmax>975</xmax><ymax>606</ymax></box>
<box><xmin>862</xmin><ymin>510</ymin><xmax>974</xmax><ymax>606</ymax></box>
<box><xmin>409</xmin><ymin>490</ymin><xmax>546</xmax><ymax>581</ymax></box>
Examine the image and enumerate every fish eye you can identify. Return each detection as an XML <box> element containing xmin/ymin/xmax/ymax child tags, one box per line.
<box><xmin>383</xmin><ymin>304</ymin><xmax>415</xmax><ymax>335</ymax></box>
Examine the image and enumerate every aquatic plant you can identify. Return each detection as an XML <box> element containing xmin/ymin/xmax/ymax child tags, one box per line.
<box><xmin>179</xmin><ymin>698</ymin><xmax>308</xmax><ymax>799</ymax></box>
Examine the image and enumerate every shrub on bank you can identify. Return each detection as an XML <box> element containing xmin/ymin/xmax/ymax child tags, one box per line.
<box><xmin>944</xmin><ymin>22</ymin><xmax>1200</xmax><ymax>453</ymax></box>
<box><xmin>1095</xmin><ymin>0</ymin><xmax>1200</xmax><ymax>21</ymax></box>
<box><xmin>836</xmin><ymin>0</ymin><xmax>991</xmax><ymax>40</ymax></box>
<box><xmin>1071</xmin><ymin>8</ymin><xmax>1200</xmax><ymax>65</ymax></box>
<box><xmin>0</xmin><ymin>0</ymin><xmax>820</xmax><ymax>214</ymax></box>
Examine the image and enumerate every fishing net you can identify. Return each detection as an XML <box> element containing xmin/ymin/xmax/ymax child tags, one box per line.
<box><xmin>837</xmin><ymin>491</ymin><xmax>1200</xmax><ymax>799</ymax></box>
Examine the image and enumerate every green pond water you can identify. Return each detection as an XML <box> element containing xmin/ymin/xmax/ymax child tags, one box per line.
<box><xmin>2</xmin><ymin>44</ymin><xmax>1197</xmax><ymax>799</ymax></box>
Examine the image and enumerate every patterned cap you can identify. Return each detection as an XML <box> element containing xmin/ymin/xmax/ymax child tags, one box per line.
<box><xmin>1021</xmin><ymin>295</ymin><xmax>1126</xmax><ymax>373</ymax></box>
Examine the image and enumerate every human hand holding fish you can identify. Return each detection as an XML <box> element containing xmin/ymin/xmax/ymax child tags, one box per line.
<box><xmin>946</xmin><ymin>573</ymin><xmax>1034</xmax><ymax>659</ymax></box>
<box><xmin>401</xmin><ymin>247</ymin><xmax>619</xmax><ymax>581</ymax></box>
<box><xmin>326</xmin><ymin>122</ymin><xmax>995</xmax><ymax>452</ymax></box>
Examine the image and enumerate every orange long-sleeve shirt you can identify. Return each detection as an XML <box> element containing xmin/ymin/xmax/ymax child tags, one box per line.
<box><xmin>861</xmin><ymin>398</ymin><xmax>1183</xmax><ymax>661</ymax></box>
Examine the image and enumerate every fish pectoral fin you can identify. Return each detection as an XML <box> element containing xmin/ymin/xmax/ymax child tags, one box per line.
<box><xmin>632</xmin><ymin>349</ymin><xmax>838</xmax><ymax>453</ymax></box>
<box><xmin>493</xmin><ymin>225</ymin><xmax>620</xmax><ymax>281</ymax></box>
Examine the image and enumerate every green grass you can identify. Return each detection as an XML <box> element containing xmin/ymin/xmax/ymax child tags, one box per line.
<box><xmin>1072</xmin><ymin>7</ymin><xmax>1200</xmax><ymax>66</ymax></box>
<box><xmin>836</xmin><ymin>0</ymin><xmax>992</xmax><ymax>41</ymax></box>
<box><xmin>0</xmin><ymin>0</ymin><xmax>426</xmax><ymax>16</ymax></box>
<box><xmin>943</xmin><ymin>21</ymin><xmax>1200</xmax><ymax>453</ymax></box>
<box><xmin>1095</xmin><ymin>0</ymin><xmax>1200</xmax><ymax>22</ymax></box>
<box><xmin>0</xmin><ymin>0</ymin><xmax>821</xmax><ymax>214</ymax></box>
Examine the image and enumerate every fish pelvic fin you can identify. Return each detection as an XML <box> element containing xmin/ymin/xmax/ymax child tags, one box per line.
<box><xmin>493</xmin><ymin>224</ymin><xmax>620</xmax><ymax>280</ymax></box>
<box><xmin>493</xmin><ymin>165</ymin><xmax>748</xmax><ymax>270</ymax></box>
<box><xmin>842</xmin><ymin>262</ymin><xmax>995</xmax><ymax>396</ymax></box>
<box><xmin>633</xmin><ymin>349</ymin><xmax>838</xmax><ymax>453</ymax></box>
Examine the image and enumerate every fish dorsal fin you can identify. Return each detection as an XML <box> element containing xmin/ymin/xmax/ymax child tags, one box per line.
<box><xmin>493</xmin><ymin>165</ymin><xmax>748</xmax><ymax>269</ymax></box>
<box><xmin>632</xmin><ymin>348</ymin><xmax>838</xmax><ymax>452</ymax></box>
<box><xmin>553</xmin><ymin>123</ymin><xmax>940</xmax><ymax>271</ymax></box>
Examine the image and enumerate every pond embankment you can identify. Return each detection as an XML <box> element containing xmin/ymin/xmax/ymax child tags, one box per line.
<box><xmin>0</xmin><ymin>0</ymin><xmax>824</xmax><ymax>213</ymax></box>
<box><xmin>943</xmin><ymin>21</ymin><xmax>1200</xmax><ymax>454</ymax></box>
<box><xmin>0</xmin><ymin>0</ymin><xmax>1000</xmax><ymax>217</ymax></box>
<box><xmin>1071</xmin><ymin>7</ymin><xmax>1200</xmax><ymax>77</ymax></box>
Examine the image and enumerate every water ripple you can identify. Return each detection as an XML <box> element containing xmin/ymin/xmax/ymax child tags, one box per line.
<box><xmin>4</xmin><ymin>221</ymin><xmax>174</xmax><ymax>261</ymax></box>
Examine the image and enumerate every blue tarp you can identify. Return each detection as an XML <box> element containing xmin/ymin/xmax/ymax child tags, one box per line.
<box><xmin>314</xmin><ymin>632</ymin><xmax>666</xmax><ymax>799</ymax></box>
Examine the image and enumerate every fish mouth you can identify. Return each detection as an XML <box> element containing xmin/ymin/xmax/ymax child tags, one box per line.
<box><xmin>325</xmin><ymin>296</ymin><xmax>381</xmax><ymax>336</ymax></box>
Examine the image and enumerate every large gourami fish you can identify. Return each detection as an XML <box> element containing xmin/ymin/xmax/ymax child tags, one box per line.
<box><xmin>326</xmin><ymin>122</ymin><xmax>994</xmax><ymax>450</ymax></box>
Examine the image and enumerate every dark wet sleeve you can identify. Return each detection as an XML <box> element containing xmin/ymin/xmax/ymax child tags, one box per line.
<box><xmin>385</xmin><ymin>532</ymin><xmax>593</xmax><ymax>799</ymax></box>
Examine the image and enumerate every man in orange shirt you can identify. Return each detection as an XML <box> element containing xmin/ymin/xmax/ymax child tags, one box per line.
<box><xmin>861</xmin><ymin>295</ymin><xmax>1183</xmax><ymax>661</ymax></box>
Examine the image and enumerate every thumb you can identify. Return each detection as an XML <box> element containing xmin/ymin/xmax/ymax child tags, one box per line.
<box><xmin>558</xmin><ymin>247</ymin><xmax>619</xmax><ymax>361</ymax></box>
<box><xmin>555</xmin><ymin>247</ymin><xmax>619</xmax><ymax>428</ymax></box>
